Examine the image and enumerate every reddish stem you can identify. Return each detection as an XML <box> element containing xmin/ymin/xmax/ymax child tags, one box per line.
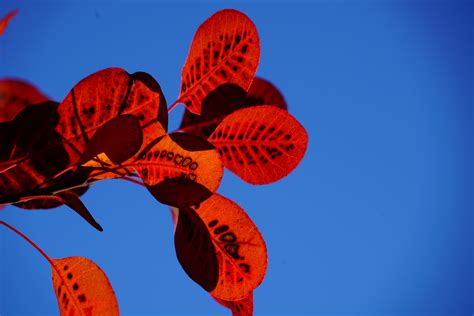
<box><xmin>168</xmin><ymin>101</ymin><xmax>180</xmax><ymax>113</ymax></box>
<box><xmin>0</xmin><ymin>221</ymin><xmax>53</xmax><ymax>265</ymax></box>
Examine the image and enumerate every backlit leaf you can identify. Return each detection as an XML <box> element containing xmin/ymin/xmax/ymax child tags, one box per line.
<box><xmin>134</xmin><ymin>133</ymin><xmax>223</xmax><ymax>207</ymax></box>
<box><xmin>0</xmin><ymin>10</ymin><xmax>18</xmax><ymax>36</ymax></box>
<box><xmin>57</xmin><ymin>68</ymin><xmax>167</xmax><ymax>164</ymax></box>
<box><xmin>214</xmin><ymin>293</ymin><xmax>254</xmax><ymax>316</ymax></box>
<box><xmin>179</xmin><ymin>78</ymin><xmax>287</xmax><ymax>139</ymax></box>
<box><xmin>177</xmin><ymin>9</ymin><xmax>260</xmax><ymax>115</ymax></box>
<box><xmin>209</xmin><ymin>106</ymin><xmax>308</xmax><ymax>184</ymax></box>
<box><xmin>0</xmin><ymin>78</ymin><xmax>48</xmax><ymax>122</ymax></box>
<box><xmin>52</xmin><ymin>257</ymin><xmax>119</xmax><ymax>315</ymax></box>
<box><xmin>174</xmin><ymin>194</ymin><xmax>267</xmax><ymax>300</ymax></box>
<box><xmin>1</xmin><ymin>221</ymin><xmax>119</xmax><ymax>315</ymax></box>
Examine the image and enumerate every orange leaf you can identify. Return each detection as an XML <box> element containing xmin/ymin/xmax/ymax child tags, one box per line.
<box><xmin>174</xmin><ymin>194</ymin><xmax>267</xmax><ymax>300</ymax></box>
<box><xmin>177</xmin><ymin>9</ymin><xmax>260</xmax><ymax>115</ymax></box>
<box><xmin>0</xmin><ymin>10</ymin><xmax>18</xmax><ymax>36</ymax></box>
<box><xmin>209</xmin><ymin>106</ymin><xmax>308</xmax><ymax>184</ymax></box>
<box><xmin>57</xmin><ymin>68</ymin><xmax>167</xmax><ymax>164</ymax></box>
<box><xmin>0</xmin><ymin>221</ymin><xmax>119</xmax><ymax>315</ymax></box>
<box><xmin>179</xmin><ymin>77</ymin><xmax>287</xmax><ymax>139</ymax></box>
<box><xmin>52</xmin><ymin>257</ymin><xmax>119</xmax><ymax>315</ymax></box>
<box><xmin>214</xmin><ymin>293</ymin><xmax>254</xmax><ymax>316</ymax></box>
<box><xmin>137</xmin><ymin>133</ymin><xmax>223</xmax><ymax>207</ymax></box>
<box><xmin>0</xmin><ymin>78</ymin><xmax>48</xmax><ymax>122</ymax></box>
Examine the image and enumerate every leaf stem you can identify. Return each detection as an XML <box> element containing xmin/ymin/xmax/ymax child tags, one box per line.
<box><xmin>0</xmin><ymin>221</ymin><xmax>54</xmax><ymax>265</ymax></box>
<box><xmin>168</xmin><ymin>101</ymin><xmax>180</xmax><ymax>113</ymax></box>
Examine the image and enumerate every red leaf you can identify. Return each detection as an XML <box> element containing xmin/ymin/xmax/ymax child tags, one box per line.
<box><xmin>214</xmin><ymin>293</ymin><xmax>254</xmax><ymax>316</ymax></box>
<box><xmin>246</xmin><ymin>77</ymin><xmax>287</xmax><ymax>110</ymax></box>
<box><xmin>0</xmin><ymin>78</ymin><xmax>48</xmax><ymax>122</ymax></box>
<box><xmin>173</xmin><ymin>194</ymin><xmax>267</xmax><ymax>300</ymax></box>
<box><xmin>179</xmin><ymin>77</ymin><xmax>287</xmax><ymax>139</ymax></box>
<box><xmin>209</xmin><ymin>106</ymin><xmax>308</xmax><ymax>184</ymax></box>
<box><xmin>57</xmin><ymin>68</ymin><xmax>167</xmax><ymax>165</ymax></box>
<box><xmin>177</xmin><ymin>9</ymin><xmax>260</xmax><ymax>115</ymax></box>
<box><xmin>79</xmin><ymin>114</ymin><xmax>143</xmax><ymax>166</ymax></box>
<box><xmin>174</xmin><ymin>206</ymin><xmax>219</xmax><ymax>292</ymax></box>
<box><xmin>1</xmin><ymin>221</ymin><xmax>119</xmax><ymax>314</ymax></box>
<box><xmin>0</xmin><ymin>10</ymin><xmax>18</xmax><ymax>36</ymax></box>
<box><xmin>134</xmin><ymin>133</ymin><xmax>223</xmax><ymax>207</ymax></box>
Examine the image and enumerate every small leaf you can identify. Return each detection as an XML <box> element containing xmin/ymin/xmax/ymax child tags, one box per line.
<box><xmin>214</xmin><ymin>293</ymin><xmax>254</xmax><ymax>316</ymax></box>
<box><xmin>0</xmin><ymin>10</ymin><xmax>18</xmax><ymax>36</ymax></box>
<box><xmin>134</xmin><ymin>133</ymin><xmax>223</xmax><ymax>207</ymax></box>
<box><xmin>209</xmin><ymin>106</ymin><xmax>308</xmax><ymax>184</ymax></box>
<box><xmin>174</xmin><ymin>194</ymin><xmax>267</xmax><ymax>300</ymax></box>
<box><xmin>56</xmin><ymin>191</ymin><xmax>102</xmax><ymax>231</ymax></box>
<box><xmin>177</xmin><ymin>9</ymin><xmax>260</xmax><ymax>115</ymax></box>
<box><xmin>0</xmin><ymin>78</ymin><xmax>48</xmax><ymax>122</ymax></box>
<box><xmin>179</xmin><ymin>78</ymin><xmax>287</xmax><ymax>139</ymax></box>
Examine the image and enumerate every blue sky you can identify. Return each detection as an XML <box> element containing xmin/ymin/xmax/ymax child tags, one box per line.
<box><xmin>1</xmin><ymin>1</ymin><xmax>472</xmax><ymax>315</ymax></box>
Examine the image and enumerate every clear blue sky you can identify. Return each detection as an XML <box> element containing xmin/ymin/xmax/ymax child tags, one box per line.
<box><xmin>1</xmin><ymin>1</ymin><xmax>472</xmax><ymax>315</ymax></box>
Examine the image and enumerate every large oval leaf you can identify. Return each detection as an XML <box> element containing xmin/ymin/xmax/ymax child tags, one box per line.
<box><xmin>174</xmin><ymin>194</ymin><xmax>267</xmax><ymax>300</ymax></box>
<box><xmin>0</xmin><ymin>78</ymin><xmax>48</xmax><ymax>122</ymax></box>
<box><xmin>179</xmin><ymin>78</ymin><xmax>287</xmax><ymax>139</ymax></box>
<box><xmin>57</xmin><ymin>68</ymin><xmax>167</xmax><ymax>164</ymax></box>
<box><xmin>209</xmin><ymin>106</ymin><xmax>308</xmax><ymax>184</ymax></box>
<box><xmin>52</xmin><ymin>257</ymin><xmax>119</xmax><ymax>315</ymax></box>
<box><xmin>177</xmin><ymin>9</ymin><xmax>260</xmax><ymax>115</ymax></box>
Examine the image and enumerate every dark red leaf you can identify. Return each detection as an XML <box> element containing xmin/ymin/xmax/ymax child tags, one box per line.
<box><xmin>174</xmin><ymin>207</ymin><xmax>219</xmax><ymax>292</ymax></box>
<box><xmin>179</xmin><ymin>78</ymin><xmax>287</xmax><ymax>139</ymax></box>
<box><xmin>0</xmin><ymin>78</ymin><xmax>48</xmax><ymax>122</ymax></box>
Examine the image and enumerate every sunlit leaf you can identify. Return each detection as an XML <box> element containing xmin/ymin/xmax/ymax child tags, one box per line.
<box><xmin>133</xmin><ymin>133</ymin><xmax>223</xmax><ymax>207</ymax></box>
<box><xmin>0</xmin><ymin>10</ymin><xmax>18</xmax><ymax>36</ymax></box>
<box><xmin>57</xmin><ymin>68</ymin><xmax>167</xmax><ymax>164</ymax></box>
<box><xmin>180</xmin><ymin>78</ymin><xmax>287</xmax><ymax>139</ymax></box>
<box><xmin>0</xmin><ymin>78</ymin><xmax>48</xmax><ymax>122</ymax></box>
<box><xmin>177</xmin><ymin>9</ymin><xmax>260</xmax><ymax>115</ymax></box>
<box><xmin>52</xmin><ymin>257</ymin><xmax>119</xmax><ymax>315</ymax></box>
<box><xmin>209</xmin><ymin>106</ymin><xmax>308</xmax><ymax>184</ymax></box>
<box><xmin>1</xmin><ymin>221</ymin><xmax>119</xmax><ymax>315</ymax></box>
<box><xmin>214</xmin><ymin>293</ymin><xmax>254</xmax><ymax>316</ymax></box>
<box><xmin>174</xmin><ymin>194</ymin><xmax>267</xmax><ymax>300</ymax></box>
